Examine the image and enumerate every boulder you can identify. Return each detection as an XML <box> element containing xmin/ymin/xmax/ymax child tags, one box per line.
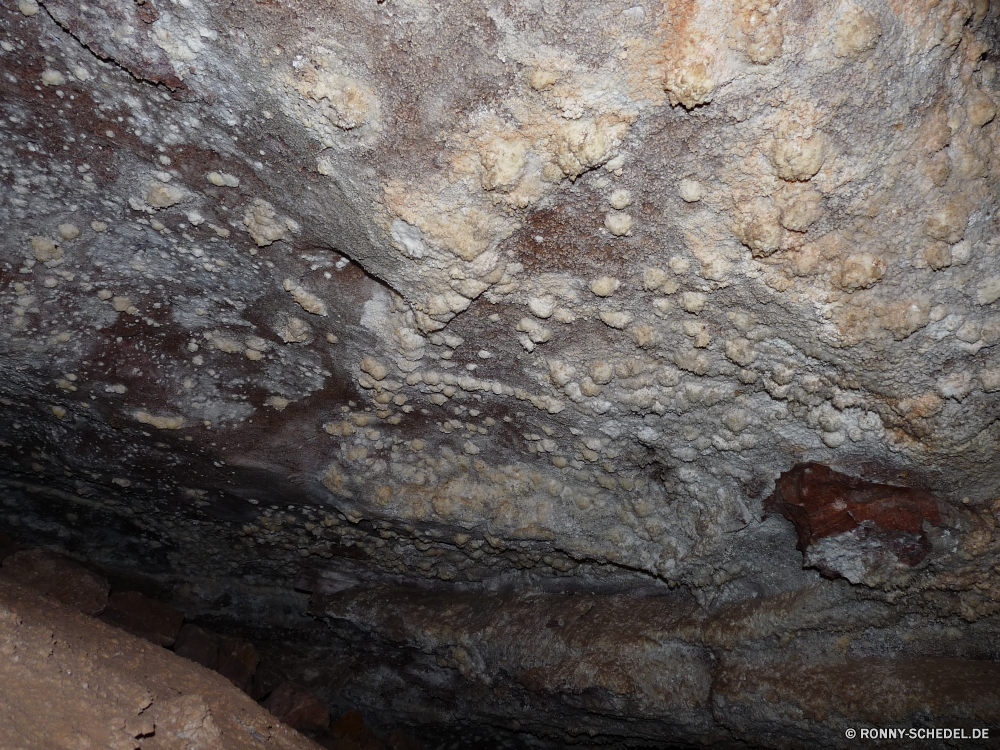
<box><xmin>0</xmin><ymin>549</ymin><xmax>109</xmax><ymax>616</ymax></box>
<box><xmin>99</xmin><ymin>590</ymin><xmax>185</xmax><ymax>648</ymax></box>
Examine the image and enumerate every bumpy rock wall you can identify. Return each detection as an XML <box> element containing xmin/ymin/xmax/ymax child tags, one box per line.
<box><xmin>1</xmin><ymin>0</ymin><xmax>999</xmax><ymax>746</ymax></box>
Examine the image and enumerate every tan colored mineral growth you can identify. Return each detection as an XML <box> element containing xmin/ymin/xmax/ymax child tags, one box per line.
<box><xmin>147</xmin><ymin>183</ymin><xmax>185</xmax><ymax>208</ymax></box>
<box><xmin>135</xmin><ymin>412</ymin><xmax>184</xmax><ymax>430</ymax></box>
<box><xmin>293</xmin><ymin>64</ymin><xmax>377</xmax><ymax>131</ymax></box>
<box><xmin>833</xmin><ymin>6</ymin><xmax>882</xmax><ymax>59</ymax></box>
<box><xmin>207</xmin><ymin>171</ymin><xmax>240</xmax><ymax>188</ymax></box>
<box><xmin>243</xmin><ymin>199</ymin><xmax>298</xmax><ymax>247</ymax></box>
<box><xmin>30</xmin><ymin>237</ymin><xmax>61</xmax><ymax>263</ymax></box>
<box><xmin>283</xmin><ymin>279</ymin><xmax>328</xmax><ymax>316</ymax></box>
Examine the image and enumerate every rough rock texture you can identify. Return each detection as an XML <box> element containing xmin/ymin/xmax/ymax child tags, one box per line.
<box><xmin>0</xmin><ymin>577</ymin><xmax>323</xmax><ymax>750</ymax></box>
<box><xmin>174</xmin><ymin>624</ymin><xmax>224</xmax><ymax>673</ymax></box>
<box><xmin>311</xmin><ymin>582</ymin><xmax>1000</xmax><ymax>747</ymax></box>
<box><xmin>1</xmin><ymin>0</ymin><xmax>999</xmax><ymax>746</ymax></box>
<box><xmin>766</xmin><ymin>462</ymin><xmax>943</xmax><ymax>583</ymax></box>
<box><xmin>1</xmin><ymin>547</ymin><xmax>111</xmax><ymax>615</ymax></box>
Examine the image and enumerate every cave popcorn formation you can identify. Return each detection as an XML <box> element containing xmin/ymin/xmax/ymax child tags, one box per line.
<box><xmin>1</xmin><ymin>0</ymin><xmax>999</xmax><ymax>746</ymax></box>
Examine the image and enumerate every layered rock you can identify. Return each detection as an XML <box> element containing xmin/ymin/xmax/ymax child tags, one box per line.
<box><xmin>1</xmin><ymin>0</ymin><xmax>999</xmax><ymax>745</ymax></box>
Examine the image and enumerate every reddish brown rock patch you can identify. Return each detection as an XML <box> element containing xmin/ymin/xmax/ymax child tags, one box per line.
<box><xmin>42</xmin><ymin>0</ymin><xmax>189</xmax><ymax>92</ymax></box>
<box><xmin>767</xmin><ymin>463</ymin><xmax>941</xmax><ymax>577</ymax></box>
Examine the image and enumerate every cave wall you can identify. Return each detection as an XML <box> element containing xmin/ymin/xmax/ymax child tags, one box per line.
<box><xmin>1</xmin><ymin>0</ymin><xmax>999</xmax><ymax>746</ymax></box>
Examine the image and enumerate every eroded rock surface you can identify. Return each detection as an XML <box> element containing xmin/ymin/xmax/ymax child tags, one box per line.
<box><xmin>1</xmin><ymin>0</ymin><xmax>999</xmax><ymax>746</ymax></box>
<box><xmin>766</xmin><ymin>462</ymin><xmax>943</xmax><ymax>583</ymax></box>
<box><xmin>0</xmin><ymin>577</ymin><xmax>322</xmax><ymax>750</ymax></box>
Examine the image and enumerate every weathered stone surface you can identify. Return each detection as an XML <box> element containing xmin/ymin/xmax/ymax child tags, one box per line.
<box><xmin>0</xmin><ymin>577</ymin><xmax>322</xmax><ymax>750</ymax></box>
<box><xmin>331</xmin><ymin>710</ymin><xmax>367</xmax><ymax>740</ymax></box>
<box><xmin>310</xmin><ymin>584</ymin><xmax>737</xmax><ymax>745</ymax></box>
<box><xmin>330</xmin><ymin>710</ymin><xmax>387</xmax><ymax>750</ymax></box>
<box><xmin>310</xmin><ymin>580</ymin><xmax>1000</xmax><ymax>746</ymax></box>
<box><xmin>766</xmin><ymin>462</ymin><xmax>942</xmax><ymax>583</ymax></box>
<box><xmin>99</xmin><ymin>590</ymin><xmax>185</xmax><ymax>647</ymax></box>
<box><xmin>2</xmin><ymin>0</ymin><xmax>996</xmax><ymax>597</ymax></box>
<box><xmin>262</xmin><ymin>681</ymin><xmax>330</xmax><ymax>737</ymax></box>
<box><xmin>0</xmin><ymin>549</ymin><xmax>109</xmax><ymax>615</ymax></box>
<box><xmin>1</xmin><ymin>0</ymin><xmax>999</xmax><ymax>744</ymax></box>
<box><xmin>173</xmin><ymin>623</ymin><xmax>259</xmax><ymax>691</ymax></box>
<box><xmin>714</xmin><ymin>655</ymin><xmax>1000</xmax><ymax>743</ymax></box>
<box><xmin>384</xmin><ymin>729</ymin><xmax>420</xmax><ymax>750</ymax></box>
<box><xmin>40</xmin><ymin>0</ymin><xmax>189</xmax><ymax>92</ymax></box>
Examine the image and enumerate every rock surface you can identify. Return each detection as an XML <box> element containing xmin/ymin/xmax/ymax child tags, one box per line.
<box><xmin>174</xmin><ymin>623</ymin><xmax>223</xmax><ymax>673</ymax></box>
<box><xmin>218</xmin><ymin>634</ymin><xmax>263</xmax><ymax>695</ymax></box>
<box><xmin>0</xmin><ymin>576</ymin><xmax>323</xmax><ymax>750</ymax></box>
<box><xmin>1</xmin><ymin>0</ymin><xmax>999</xmax><ymax>745</ymax></box>
<box><xmin>100</xmin><ymin>590</ymin><xmax>186</xmax><ymax>647</ymax></box>
<box><xmin>1</xmin><ymin>548</ymin><xmax>110</xmax><ymax>615</ymax></box>
<box><xmin>766</xmin><ymin>462</ymin><xmax>943</xmax><ymax>583</ymax></box>
<box><xmin>262</xmin><ymin>682</ymin><xmax>331</xmax><ymax>738</ymax></box>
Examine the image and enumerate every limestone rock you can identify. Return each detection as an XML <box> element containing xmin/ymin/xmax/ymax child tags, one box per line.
<box><xmin>174</xmin><ymin>624</ymin><xmax>221</xmax><ymax>672</ymax></box>
<box><xmin>766</xmin><ymin>463</ymin><xmax>942</xmax><ymax>584</ymax></box>
<box><xmin>0</xmin><ymin>578</ymin><xmax>321</xmax><ymax>750</ymax></box>
<box><xmin>1</xmin><ymin>0</ymin><xmax>999</xmax><ymax>744</ymax></box>
<box><xmin>217</xmin><ymin>635</ymin><xmax>261</xmax><ymax>694</ymax></box>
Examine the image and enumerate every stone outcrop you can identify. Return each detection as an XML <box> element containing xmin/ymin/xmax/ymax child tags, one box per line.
<box><xmin>0</xmin><ymin>576</ymin><xmax>322</xmax><ymax>750</ymax></box>
<box><xmin>308</xmin><ymin>581</ymin><xmax>1000</xmax><ymax>745</ymax></box>
<box><xmin>1</xmin><ymin>0</ymin><xmax>999</xmax><ymax>745</ymax></box>
<box><xmin>263</xmin><ymin>682</ymin><xmax>331</xmax><ymax>739</ymax></box>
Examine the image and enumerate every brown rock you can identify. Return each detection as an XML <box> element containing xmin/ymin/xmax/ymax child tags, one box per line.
<box><xmin>315</xmin><ymin>584</ymin><xmax>713</xmax><ymax>718</ymax></box>
<box><xmin>173</xmin><ymin>624</ymin><xmax>260</xmax><ymax>693</ymax></box>
<box><xmin>147</xmin><ymin>694</ymin><xmax>222</xmax><ymax>747</ymax></box>
<box><xmin>99</xmin><ymin>590</ymin><xmax>185</xmax><ymax>647</ymax></box>
<box><xmin>173</xmin><ymin>623</ymin><xmax>220</xmax><ymax>671</ymax></box>
<box><xmin>766</xmin><ymin>463</ymin><xmax>942</xmax><ymax>583</ymax></box>
<box><xmin>251</xmin><ymin>658</ymin><xmax>288</xmax><ymax>701</ymax></box>
<box><xmin>217</xmin><ymin>634</ymin><xmax>260</xmax><ymax>694</ymax></box>
<box><xmin>262</xmin><ymin>681</ymin><xmax>330</xmax><ymax>735</ymax></box>
<box><xmin>0</xmin><ymin>549</ymin><xmax>109</xmax><ymax>615</ymax></box>
<box><xmin>0</xmin><ymin>577</ymin><xmax>322</xmax><ymax>750</ymax></box>
<box><xmin>714</xmin><ymin>655</ymin><xmax>1000</xmax><ymax>725</ymax></box>
<box><xmin>40</xmin><ymin>0</ymin><xmax>188</xmax><ymax>91</ymax></box>
<box><xmin>330</xmin><ymin>710</ymin><xmax>385</xmax><ymax>750</ymax></box>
